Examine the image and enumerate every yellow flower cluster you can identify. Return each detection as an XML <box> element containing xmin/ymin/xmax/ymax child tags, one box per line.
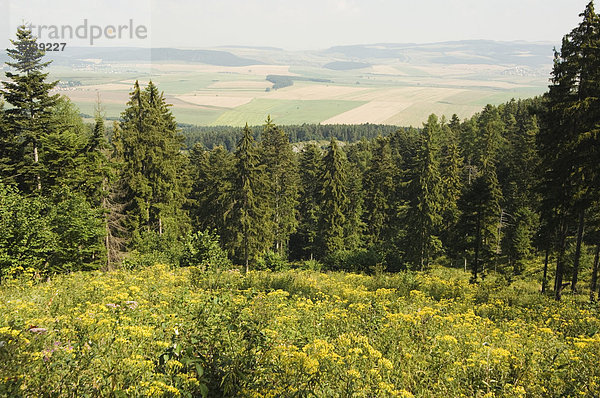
<box><xmin>1</xmin><ymin>264</ymin><xmax>599</xmax><ymax>397</ymax></box>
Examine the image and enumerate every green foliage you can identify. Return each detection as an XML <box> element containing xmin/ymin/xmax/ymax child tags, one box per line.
<box><xmin>318</xmin><ymin>138</ymin><xmax>349</xmax><ymax>256</ymax></box>
<box><xmin>260</xmin><ymin>116</ymin><xmax>299</xmax><ymax>255</ymax></box>
<box><xmin>118</xmin><ymin>80</ymin><xmax>189</xmax><ymax>244</ymax></box>
<box><xmin>228</xmin><ymin>124</ymin><xmax>273</xmax><ymax>271</ymax></box>
<box><xmin>180</xmin><ymin>230</ymin><xmax>231</xmax><ymax>271</ymax></box>
<box><xmin>0</xmin><ymin>183</ymin><xmax>55</xmax><ymax>279</ymax></box>
<box><xmin>405</xmin><ymin>114</ymin><xmax>444</xmax><ymax>270</ymax></box>
<box><xmin>256</xmin><ymin>250</ymin><xmax>289</xmax><ymax>272</ymax></box>
<box><xmin>2</xmin><ymin>24</ymin><xmax>59</xmax><ymax>193</ymax></box>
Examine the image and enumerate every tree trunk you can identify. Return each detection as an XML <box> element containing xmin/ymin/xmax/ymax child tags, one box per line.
<box><xmin>571</xmin><ymin>207</ymin><xmax>585</xmax><ymax>292</ymax></box>
<box><xmin>590</xmin><ymin>242</ymin><xmax>599</xmax><ymax>302</ymax></box>
<box><xmin>472</xmin><ymin>213</ymin><xmax>482</xmax><ymax>282</ymax></box>
<box><xmin>554</xmin><ymin>220</ymin><xmax>568</xmax><ymax>301</ymax></box>
<box><xmin>33</xmin><ymin>144</ymin><xmax>41</xmax><ymax>191</ymax></box>
<box><xmin>158</xmin><ymin>217</ymin><xmax>163</xmax><ymax>235</ymax></box>
<box><xmin>541</xmin><ymin>247</ymin><xmax>549</xmax><ymax>293</ymax></box>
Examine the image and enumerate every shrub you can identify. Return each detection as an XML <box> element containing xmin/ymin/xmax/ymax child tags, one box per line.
<box><xmin>179</xmin><ymin>230</ymin><xmax>231</xmax><ymax>271</ymax></box>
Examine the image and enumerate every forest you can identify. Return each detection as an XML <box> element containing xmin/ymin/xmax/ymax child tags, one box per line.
<box><xmin>0</xmin><ymin>4</ymin><xmax>599</xmax><ymax>303</ymax></box>
<box><xmin>0</xmin><ymin>2</ymin><xmax>600</xmax><ymax>397</ymax></box>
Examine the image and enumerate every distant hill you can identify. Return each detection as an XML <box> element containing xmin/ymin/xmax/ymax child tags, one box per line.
<box><xmin>322</xmin><ymin>40</ymin><xmax>554</xmax><ymax>68</ymax></box>
<box><xmin>42</xmin><ymin>47</ymin><xmax>263</xmax><ymax>66</ymax></box>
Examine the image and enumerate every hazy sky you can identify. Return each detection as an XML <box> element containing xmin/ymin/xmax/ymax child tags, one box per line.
<box><xmin>0</xmin><ymin>0</ymin><xmax>593</xmax><ymax>50</ymax></box>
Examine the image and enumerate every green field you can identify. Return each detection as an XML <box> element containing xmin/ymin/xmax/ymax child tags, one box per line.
<box><xmin>211</xmin><ymin>98</ymin><xmax>367</xmax><ymax>126</ymax></box>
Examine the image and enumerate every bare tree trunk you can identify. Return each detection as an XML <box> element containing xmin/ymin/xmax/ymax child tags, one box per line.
<box><xmin>159</xmin><ymin>217</ymin><xmax>163</xmax><ymax>235</ymax></box>
<box><xmin>541</xmin><ymin>247</ymin><xmax>550</xmax><ymax>293</ymax></box>
<box><xmin>571</xmin><ymin>208</ymin><xmax>585</xmax><ymax>292</ymax></box>
<box><xmin>554</xmin><ymin>220</ymin><xmax>568</xmax><ymax>301</ymax></box>
<box><xmin>590</xmin><ymin>242</ymin><xmax>599</xmax><ymax>302</ymax></box>
<box><xmin>34</xmin><ymin>144</ymin><xmax>41</xmax><ymax>191</ymax></box>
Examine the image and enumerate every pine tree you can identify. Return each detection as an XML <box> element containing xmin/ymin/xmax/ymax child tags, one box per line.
<box><xmin>2</xmin><ymin>25</ymin><xmax>59</xmax><ymax>193</ymax></box>
<box><xmin>260</xmin><ymin>116</ymin><xmax>299</xmax><ymax>256</ymax></box>
<box><xmin>343</xmin><ymin>141</ymin><xmax>367</xmax><ymax>251</ymax></box>
<box><xmin>318</xmin><ymin>137</ymin><xmax>349</xmax><ymax>257</ymax></box>
<box><xmin>458</xmin><ymin>107</ymin><xmax>503</xmax><ymax>281</ymax></box>
<box><xmin>118</xmin><ymin>81</ymin><xmax>189</xmax><ymax>245</ymax></box>
<box><xmin>405</xmin><ymin>114</ymin><xmax>443</xmax><ymax>270</ymax></box>
<box><xmin>228</xmin><ymin>124</ymin><xmax>273</xmax><ymax>271</ymax></box>
<box><xmin>363</xmin><ymin>136</ymin><xmax>396</xmax><ymax>248</ymax></box>
<box><xmin>293</xmin><ymin>143</ymin><xmax>322</xmax><ymax>260</ymax></box>
<box><xmin>540</xmin><ymin>1</ymin><xmax>600</xmax><ymax>298</ymax></box>
<box><xmin>189</xmin><ymin>144</ymin><xmax>235</xmax><ymax>238</ymax></box>
<box><xmin>439</xmin><ymin>117</ymin><xmax>464</xmax><ymax>260</ymax></box>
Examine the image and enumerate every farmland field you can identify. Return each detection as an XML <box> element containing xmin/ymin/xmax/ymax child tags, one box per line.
<box><xmin>42</xmin><ymin>41</ymin><xmax>553</xmax><ymax>127</ymax></box>
<box><xmin>1</xmin><ymin>264</ymin><xmax>599</xmax><ymax>397</ymax></box>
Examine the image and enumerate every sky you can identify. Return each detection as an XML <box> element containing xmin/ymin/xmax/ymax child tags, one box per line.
<box><xmin>0</xmin><ymin>0</ymin><xmax>593</xmax><ymax>50</ymax></box>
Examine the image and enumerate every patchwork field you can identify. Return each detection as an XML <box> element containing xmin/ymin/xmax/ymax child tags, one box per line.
<box><xmin>46</xmin><ymin>42</ymin><xmax>552</xmax><ymax>127</ymax></box>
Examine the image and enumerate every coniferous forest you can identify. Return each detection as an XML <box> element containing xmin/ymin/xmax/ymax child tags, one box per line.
<box><xmin>1</xmin><ymin>3</ymin><xmax>600</xmax><ymax>397</ymax></box>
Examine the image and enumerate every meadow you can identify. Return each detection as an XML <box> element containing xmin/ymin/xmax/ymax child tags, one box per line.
<box><xmin>1</xmin><ymin>264</ymin><xmax>599</xmax><ymax>397</ymax></box>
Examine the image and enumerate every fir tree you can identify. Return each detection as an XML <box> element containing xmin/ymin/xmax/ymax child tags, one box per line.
<box><xmin>2</xmin><ymin>25</ymin><xmax>59</xmax><ymax>193</ymax></box>
<box><xmin>363</xmin><ymin>136</ymin><xmax>396</xmax><ymax>249</ymax></box>
<box><xmin>318</xmin><ymin>137</ymin><xmax>349</xmax><ymax>257</ymax></box>
<box><xmin>118</xmin><ymin>81</ymin><xmax>188</xmax><ymax>245</ymax></box>
<box><xmin>439</xmin><ymin>118</ymin><xmax>464</xmax><ymax>260</ymax></box>
<box><xmin>405</xmin><ymin>114</ymin><xmax>443</xmax><ymax>270</ymax></box>
<box><xmin>293</xmin><ymin>143</ymin><xmax>322</xmax><ymax>260</ymax></box>
<box><xmin>228</xmin><ymin>124</ymin><xmax>273</xmax><ymax>271</ymax></box>
<box><xmin>260</xmin><ymin>116</ymin><xmax>299</xmax><ymax>256</ymax></box>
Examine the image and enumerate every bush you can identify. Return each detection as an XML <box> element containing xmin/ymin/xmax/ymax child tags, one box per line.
<box><xmin>323</xmin><ymin>249</ymin><xmax>384</xmax><ymax>272</ymax></box>
<box><xmin>256</xmin><ymin>250</ymin><xmax>288</xmax><ymax>271</ymax></box>
<box><xmin>179</xmin><ymin>230</ymin><xmax>231</xmax><ymax>271</ymax></box>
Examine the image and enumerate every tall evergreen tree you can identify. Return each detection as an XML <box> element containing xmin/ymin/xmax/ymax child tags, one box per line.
<box><xmin>294</xmin><ymin>143</ymin><xmax>322</xmax><ymax>260</ymax></box>
<box><xmin>228</xmin><ymin>124</ymin><xmax>273</xmax><ymax>271</ymax></box>
<box><xmin>318</xmin><ymin>137</ymin><xmax>349</xmax><ymax>257</ymax></box>
<box><xmin>189</xmin><ymin>144</ymin><xmax>235</xmax><ymax>238</ymax></box>
<box><xmin>540</xmin><ymin>1</ymin><xmax>600</xmax><ymax>298</ymax></box>
<box><xmin>439</xmin><ymin>117</ymin><xmax>464</xmax><ymax>260</ymax></box>
<box><xmin>363</xmin><ymin>136</ymin><xmax>396</xmax><ymax>248</ymax></box>
<box><xmin>118</xmin><ymin>81</ymin><xmax>189</xmax><ymax>245</ymax></box>
<box><xmin>344</xmin><ymin>141</ymin><xmax>367</xmax><ymax>250</ymax></box>
<box><xmin>260</xmin><ymin>116</ymin><xmax>299</xmax><ymax>256</ymax></box>
<box><xmin>405</xmin><ymin>114</ymin><xmax>443</xmax><ymax>270</ymax></box>
<box><xmin>2</xmin><ymin>25</ymin><xmax>59</xmax><ymax>193</ymax></box>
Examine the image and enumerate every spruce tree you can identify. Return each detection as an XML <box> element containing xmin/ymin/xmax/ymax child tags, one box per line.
<box><xmin>318</xmin><ymin>137</ymin><xmax>349</xmax><ymax>257</ymax></box>
<box><xmin>540</xmin><ymin>1</ymin><xmax>600</xmax><ymax>298</ymax></box>
<box><xmin>294</xmin><ymin>143</ymin><xmax>322</xmax><ymax>260</ymax></box>
<box><xmin>228</xmin><ymin>124</ymin><xmax>272</xmax><ymax>271</ymax></box>
<box><xmin>405</xmin><ymin>114</ymin><xmax>443</xmax><ymax>270</ymax></box>
<box><xmin>363</xmin><ymin>136</ymin><xmax>396</xmax><ymax>248</ymax></box>
<box><xmin>439</xmin><ymin>118</ymin><xmax>464</xmax><ymax>260</ymax></box>
<box><xmin>344</xmin><ymin>141</ymin><xmax>367</xmax><ymax>251</ymax></box>
<box><xmin>118</xmin><ymin>81</ymin><xmax>188</xmax><ymax>245</ymax></box>
<box><xmin>189</xmin><ymin>144</ymin><xmax>235</xmax><ymax>238</ymax></box>
<box><xmin>260</xmin><ymin>116</ymin><xmax>299</xmax><ymax>256</ymax></box>
<box><xmin>2</xmin><ymin>25</ymin><xmax>59</xmax><ymax>193</ymax></box>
